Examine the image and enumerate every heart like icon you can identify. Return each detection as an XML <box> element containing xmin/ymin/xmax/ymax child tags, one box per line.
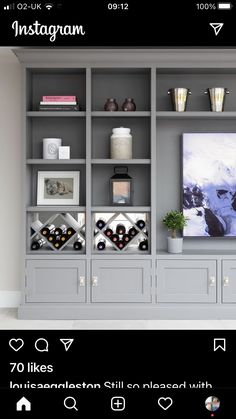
<box><xmin>9</xmin><ymin>338</ymin><xmax>24</xmax><ymax>352</ymax></box>
<box><xmin>158</xmin><ymin>397</ymin><xmax>173</xmax><ymax>411</ymax></box>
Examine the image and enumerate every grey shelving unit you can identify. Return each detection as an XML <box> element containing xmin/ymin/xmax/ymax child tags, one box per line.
<box><xmin>14</xmin><ymin>48</ymin><xmax>236</xmax><ymax>319</ymax></box>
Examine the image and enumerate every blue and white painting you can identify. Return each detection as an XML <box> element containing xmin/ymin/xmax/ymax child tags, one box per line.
<box><xmin>183</xmin><ymin>133</ymin><xmax>236</xmax><ymax>237</ymax></box>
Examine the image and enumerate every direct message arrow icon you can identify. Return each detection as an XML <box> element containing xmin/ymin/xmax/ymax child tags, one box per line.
<box><xmin>60</xmin><ymin>338</ymin><xmax>74</xmax><ymax>351</ymax></box>
<box><xmin>210</xmin><ymin>23</ymin><xmax>224</xmax><ymax>36</ymax></box>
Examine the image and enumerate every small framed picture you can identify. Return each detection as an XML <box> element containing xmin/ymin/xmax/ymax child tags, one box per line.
<box><xmin>37</xmin><ymin>171</ymin><xmax>80</xmax><ymax>205</ymax></box>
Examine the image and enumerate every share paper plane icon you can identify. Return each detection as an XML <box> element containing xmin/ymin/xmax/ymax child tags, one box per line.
<box><xmin>60</xmin><ymin>338</ymin><xmax>74</xmax><ymax>351</ymax></box>
<box><xmin>210</xmin><ymin>23</ymin><xmax>224</xmax><ymax>36</ymax></box>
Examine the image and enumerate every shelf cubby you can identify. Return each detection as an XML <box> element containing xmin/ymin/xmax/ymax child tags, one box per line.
<box><xmin>92</xmin><ymin>68</ymin><xmax>151</xmax><ymax>111</ymax></box>
<box><xmin>27</xmin><ymin>164</ymin><xmax>86</xmax><ymax>208</ymax></box>
<box><xmin>92</xmin><ymin>117</ymin><xmax>150</xmax><ymax>159</ymax></box>
<box><xmin>26</xmin><ymin>68</ymin><xmax>86</xmax><ymax>111</ymax></box>
<box><xmin>156</xmin><ymin>71</ymin><xmax>236</xmax><ymax>112</ymax></box>
<box><xmin>28</xmin><ymin>211</ymin><xmax>86</xmax><ymax>254</ymax></box>
<box><xmin>26</xmin><ymin>117</ymin><xmax>86</xmax><ymax>159</ymax></box>
<box><xmin>93</xmin><ymin>212</ymin><xmax>150</xmax><ymax>254</ymax></box>
<box><xmin>92</xmin><ymin>164</ymin><xmax>151</xmax><ymax>207</ymax></box>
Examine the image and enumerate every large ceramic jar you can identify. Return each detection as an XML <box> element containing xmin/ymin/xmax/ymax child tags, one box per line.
<box><xmin>110</xmin><ymin>127</ymin><xmax>132</xmax><ymax>159</ymax></box>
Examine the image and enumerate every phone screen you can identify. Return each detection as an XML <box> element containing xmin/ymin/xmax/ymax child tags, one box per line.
<box><xmin>0</xmin><ymin>1</ymin><xmax>235</xmax><ymax>417</ymax></box>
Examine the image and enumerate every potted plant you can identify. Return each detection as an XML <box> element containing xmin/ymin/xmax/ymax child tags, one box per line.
<box><xmin>162</xmin><ymin>210</ymin><xmax>188</xmax><ymax>253</ymax></box>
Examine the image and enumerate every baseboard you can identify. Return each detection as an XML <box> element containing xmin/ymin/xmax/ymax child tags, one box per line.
<box><xmin>0</xmin><ymin>291</ymin><xmax>21</xmax><ymax>307</ymax></box>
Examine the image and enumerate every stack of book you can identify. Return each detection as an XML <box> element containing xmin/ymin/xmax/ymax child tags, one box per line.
<box><xmin>39</xmin><ymin>96</ymin><xmax>80</xmax><ymax>111</ymax></box>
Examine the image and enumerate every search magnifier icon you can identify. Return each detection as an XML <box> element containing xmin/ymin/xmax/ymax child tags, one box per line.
<box><xmin>64</xmin><ymin>397</ymin><xmax>78</xmax><ymax>411</ymax></box>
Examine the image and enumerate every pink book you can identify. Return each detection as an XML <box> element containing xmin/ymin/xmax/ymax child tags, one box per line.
<box><xmin>42</xmin><ymin>96</ymin><xmax>77</xmax><ymax>102</ymax></box>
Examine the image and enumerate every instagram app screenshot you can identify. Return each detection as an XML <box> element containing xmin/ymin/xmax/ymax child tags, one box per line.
<box><xmin>0</xmin><ymin>0</ymin><xmax>236</xmax><ymax>416</ymax></box>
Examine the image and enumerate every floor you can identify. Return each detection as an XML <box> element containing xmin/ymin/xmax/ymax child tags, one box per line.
<box><xmin>1</xmin><ymin>309</ymin><xmax>236</xmax><ymax>329</ymax></box>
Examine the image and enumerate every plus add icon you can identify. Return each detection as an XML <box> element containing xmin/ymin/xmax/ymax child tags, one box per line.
<box><xmin>111</xmin><ymin>396</ymin><xmax>125</xmax><ymax>411</ymax></box>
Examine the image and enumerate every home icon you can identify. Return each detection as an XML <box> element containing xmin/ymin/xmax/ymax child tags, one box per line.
<box><xmin>16</xmin><ymin>397</ymin><xmax>31</xmax><ymax>411</ymax></box>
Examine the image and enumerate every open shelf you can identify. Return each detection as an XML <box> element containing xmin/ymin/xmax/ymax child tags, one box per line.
<box><xmin>27</xmin><ymin>111</ymin><xmax>86</xmax><ymax>117</ymax></box>
<box><xmin>27</xmin><ymin>206</ymin><xmax>86</xmax><ymax>212</ymax></box>
<box><xmin>91</xmin><ymin>159</ymin><xmax>151</xmax><ymax>165</ymax></box>
<box><xmin>156</xmin><ymin>111</ymin><xmax>236</xmax><ymax>119</ymax></box>
<box><xmin>92</xmin><ymin>68</ymin><xmax>151</xmax><ymax>111</ymax></box>
<box><xmin>92</xmin><ymin>111</ymin><xmax>151</xmax><ymax>117</ymax></box>
<box><xmin>27</xmin><ymin>159</ymin><xmax>86</xmax><ymax>165</ymax></box>
<box><xmin>92</xmin><ymin>206</ymin><xmax>151</xmax><ymax>212</ymax></box>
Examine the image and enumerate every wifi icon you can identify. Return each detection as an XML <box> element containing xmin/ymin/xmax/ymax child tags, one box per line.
<box><xmin>45</xmin><ymin>3</ymin><xmax>53</xmax><ymax>10</ymax></box>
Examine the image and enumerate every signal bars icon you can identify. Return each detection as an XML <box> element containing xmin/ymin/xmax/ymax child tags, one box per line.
<box><xmin>4</xmin><ymin>4</ymin><xmax>15</xmax><ymax>10</ymax></box>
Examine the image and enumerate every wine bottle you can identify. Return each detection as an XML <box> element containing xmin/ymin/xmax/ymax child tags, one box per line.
<box><xmin>139</xmin><ymin>239</ymin><xmax>148</xmax><ymax>251</ymax></box>
<box><xmin>54</xmin><ymin>224</ymin><xmax>67</xmax><ymax>236</ymax></box>
<box><xmin>128</xmin><ymin>226</ymin><xmax>138</xmax><ymax>237</ymax></box>
<box><xmin>54</xmin><ymin>236</ymin><xmax>62</xmax><ymax>249</ymax></box>
<box><xmin>96</xmin><ymin>219</ymin><xmax>106</xmax><ymax>230</ymax></box>
<box><xmin>104</xmin><ymin>228</ymin><xmax>113</xmax><ymax>237</ymax></box>
<box><xmin>123</xmin><ymin>233</ymin><xmax>130</xmax><ymax>243</ymax></box>
<box><xmin>74</xmin><ymin>239</ymin><xmax>83</xmax><ymax>251</ymax></box>
<box><xmin>47</xmin><ymin>233</ymin><xmax>55</xmax><ymax>243</ymax></box>
<box><xmin>66</xmin><ymin>227</ymin><xmax>76</xmax><ymax>236</ymax></box>
<box><xmin>31</xmin><ymin>238</ymin><xmax>45</xmax><ymax>250</ymax></box>
<box><xmin>136</xmin><ymin>219</ymin><xmax>146</xmax><ymax>230</ymax></box>
<box><xmin>97</xmin><ymin>240</ymin><xmax>106</xmax><ymax>251</ymax></box>
<box><xmin>31</xmin><ymin>219</ymin><xmax>43</xmax><ymax>233</ymax></box>
<box><xmin>117</xmin><ymin>240</ymin><xmax>125</xmax><ymax>250</ymax></box>
<box><xmin>116</xmin><ymin>224</ymin><xmax>126</xmax><ymax>235</ymax></box>
<box><xmin>60</xmin><ymin>234</ymin><xmax>68</xmax><ymax>243</ymax></box>
<box><xmin>111</xmin><ymin>233</ymin><xmax>119</xmax><ymax>243</ymax></box>
<box><xmin>41</xmin><ymin>224</ymin><xmax>55</xmax><ymax>236</ymax></box>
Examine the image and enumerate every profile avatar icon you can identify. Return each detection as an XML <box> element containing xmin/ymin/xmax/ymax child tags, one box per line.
<box><xmin>205</xmin><ymin>396</ymin><xmax>220</xmax><ymax>412</ymax></box>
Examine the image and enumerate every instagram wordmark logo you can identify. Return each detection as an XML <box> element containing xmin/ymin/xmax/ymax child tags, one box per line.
<box><xmin>11</xmin><ymin>21</ymin><xmax>86</xmax><ymax>42</ymax></box>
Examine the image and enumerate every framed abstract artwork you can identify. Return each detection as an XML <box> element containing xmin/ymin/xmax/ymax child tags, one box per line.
<box><xmin>182</xmin><ymin>133</ymin><xmax>236</xmax><ymax>237</ymax></box>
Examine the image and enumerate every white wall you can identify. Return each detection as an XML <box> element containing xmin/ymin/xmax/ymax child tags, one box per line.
<box><xmin>0</xmin><ymin>49</ymin><xmax>21</xmax><ymax>305</ymax></box>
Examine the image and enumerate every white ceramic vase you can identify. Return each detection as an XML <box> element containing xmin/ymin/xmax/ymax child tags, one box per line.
<box><xmin>167</xmin><ymin>237</ymin><xmax>183</xmax><ymax>253</ymax></box>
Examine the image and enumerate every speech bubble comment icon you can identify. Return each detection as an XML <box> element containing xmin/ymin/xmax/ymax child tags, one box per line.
<box><xmin>35</xmin><ymin>338</ymin><xmax>49</xmax><ymax>352</ymax></box>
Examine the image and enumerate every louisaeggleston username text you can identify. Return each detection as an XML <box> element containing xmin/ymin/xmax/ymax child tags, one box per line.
<box><xmin>10</xmin><ymin>380</ymin><xmax>213</xmax><ymax>389</ymax></box>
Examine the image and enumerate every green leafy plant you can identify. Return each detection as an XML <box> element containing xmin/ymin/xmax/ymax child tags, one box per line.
<box><xmin>162</xmin><ymin>210</ymin><xmax>188</xmax><ymax>239</ymax></box>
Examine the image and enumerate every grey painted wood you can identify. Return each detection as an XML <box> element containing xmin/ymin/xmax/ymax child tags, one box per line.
<box><xmin>156</xmin><ymin>260</ymin><xmax>217</xmax><ymax>303</ymax></box>
<box><xmin>222</xmin><ymin>260</ymin><xmax>236</xmax><ymax>303</ymax></box>
<box><xmin>15</xmin><ymin>48</ymin><xmax>236</xmax><ymax>319</ymax></box>
<box><xmin>91</xmin><ymin>159</ymin><xmax>151</xmax><ymax>164</ymax></box>
<box><xmin>26</xmin><ymin>260</ymin><xmax>86</xmax><ymax>302</ymax></box>
<box><xmin>27</xmin><ymin>159</ymin><xmax>86</xmax><ymax>165</ymax></box>
<box><xmin>91</xmin><ymin>260</ymin><xmax>151</xmax><ymax>303</ymax></box>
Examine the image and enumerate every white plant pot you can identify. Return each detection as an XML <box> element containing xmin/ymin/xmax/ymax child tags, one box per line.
<box><xmin>167</xmin><ymin>237</ymin><xmax>183</xmax><ymax>253</ymax></box>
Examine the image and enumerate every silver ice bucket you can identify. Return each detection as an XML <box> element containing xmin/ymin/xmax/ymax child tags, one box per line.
<box><xmin>205</xmin><ymin>87</ymin><xmax>229</xmax><ymax>112</ymax></box>
<box><xmin>168</xmin><ymin>88</ymin><xmax>192</xmax><ymax>112</ymax></box>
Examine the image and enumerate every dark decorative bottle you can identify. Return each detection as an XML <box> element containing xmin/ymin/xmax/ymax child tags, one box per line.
<box><xmin>31</xmin><ymin>238</ymin><xmax>45</xmax><ymax>250</ymax></box>
<box><xmin>97</xmin><ymin>240</ymin><xmax>106</xmax><ymax>251</ymax></box>
<box><xmin>116</xmin><ymin>224</ymin><xmax>126</xmax><ymax>235</ymax></box>
<box><xmin>128</xmin><ymin>226</ymin><xmax>138</xmax><ymax>237</ymax></box>
<box><xmin>74</xmin><ymin>239</ymin><xmax>83</xmax><ymax>251</ymax></box>
<box><xmin>104</xmin><ymin>228</ymin><xmax>113</xmax><ymax>237</ymax></box>
<box><xmin>104</xmin><ymin>98</ymin><xmax>118</xmax><ymax>111</ymax></box>
<box><xmin>41</xmin><ymin>224</ymin><xmax>55</xmax><ymax>236</ymax></box>
<box><xmin>111</xmin><ymin>234</ymin><xmax>119</xmax><ymax>243</ymax></box>
<box><xmin>122</xmin><ymin>98</ymin><xmax>136</xmax><ymax>111</ymax></box>
<box><xmin>136</xmin><ymin>219</ymin><xmax>146</xmax><ymax>230</ymax></box>
<box><xmin>54</xmin><ymin>224</ymin><xmax>67</xmax><ymax>236</ymax></box>
<box><xmin>139</xmin><ymin>239</ymin><xmax>148</xmax><ymax>251</ymax></box>
<box><xmin>96</xmin><ymin>219</ymin><xmax>106</xmax><ymax>230</ymax></box>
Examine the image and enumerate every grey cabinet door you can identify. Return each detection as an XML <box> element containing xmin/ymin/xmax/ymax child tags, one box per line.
<box><xmin>26</xmin><ymin>260</ymin><xmax>86</xmax><ymax>303</ymax></box>
<box><xmin>222</xmin><ymin>260</ymin><xmax>236</xmax><ymax>303</ymax></box>
<box><xmin>91</xmin><ymin>260</ymin><xmax>151</xmax><ymax>303</ymax></box>
<box><xmin>157</xmin><ymin>260</ymin><xmax>217</xmax><ymax>303</ymax></box>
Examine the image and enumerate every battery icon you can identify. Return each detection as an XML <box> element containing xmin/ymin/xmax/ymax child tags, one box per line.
<box><xmin>217</xmin><ymin>2</ymin><xmax>233</xmax><ymax>9</ymax></box>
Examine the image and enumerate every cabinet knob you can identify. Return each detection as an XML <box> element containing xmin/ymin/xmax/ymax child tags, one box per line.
<box><xmin>223</xmin><ymin>276</ymin><xmax>229</xmax><ymax>286</ymax></box>
<box><xmin>209</xmin><ymin>276</ymin><xmax>216</xmax><ymax>286</ymax></box>
<box><xmin>79</xmin><ymin>276</ymin><xmax>85</xmax><ymax>287</ymax></box>
<box><xmin>92</xmin><ymin>276</ymin><xmax>98</xmax><ymax>287</ymax></box>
